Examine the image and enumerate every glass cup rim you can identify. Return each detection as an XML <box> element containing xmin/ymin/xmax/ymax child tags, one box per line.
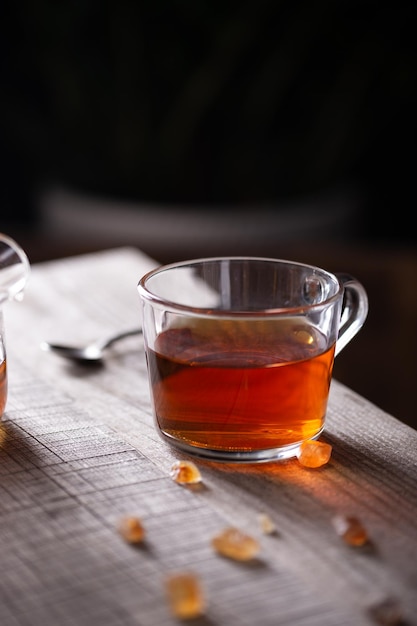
<box><xmin>138</xmin><ymin>255</ymin><xmax>344</xmax><ymax>317</ymax></box>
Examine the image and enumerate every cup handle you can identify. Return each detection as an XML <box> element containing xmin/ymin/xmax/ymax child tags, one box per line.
<box><xmin>335</xmin><ymin>273</ymin><xmax>369</xmax><ymax>356</ymax></box>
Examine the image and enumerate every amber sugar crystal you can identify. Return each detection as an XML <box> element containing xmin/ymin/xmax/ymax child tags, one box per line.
<box><xmin>258</xmin><ymin>513</ymin><xmax>277</xmax><ymax>535</ymax></box>
<box><xmin>332</xmin><ymin>514</ymin><xmax>369</xmax><ymax>547</ymax></box>
<box><xmin>212</xmin><ymin>527</ymin><xmax>260</xmax><ymax>561</ymax></box>
<box><xmin>118</xmin><ymin>516</ymin><xmax>146</xmax><ymax>544</ymax></box>
<box><xmin>165</xmin><ymin>572</ymin><xmax>206</xmax><ymax>620</ymax></box>
<box><xmin>297</xmin><ymin>440</ymin><xmax>332</xmax><ymax>468</ymax></box>
<box><xmin>368</xmin><ymin>597</ymin><xmax>404</xmax><ymax>625</ymax></box>
<box><xmin>170</xmin><ymin>460</ymin><xmax>202</xmax><ymax>484</ymax></box>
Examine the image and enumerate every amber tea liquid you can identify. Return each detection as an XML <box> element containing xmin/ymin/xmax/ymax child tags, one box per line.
<box><xmin>146</xmin><ymin>319</ymin><xmax>335</xmax><ymax>453</ymax></box>
<box><xmin>0</xmin><ymin>358</ymin><xmax>7</xmax><ymax>417</ymax></box>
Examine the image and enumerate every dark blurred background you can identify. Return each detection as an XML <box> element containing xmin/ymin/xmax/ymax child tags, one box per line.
<box><xmin>1</xmin><ymin>2</ymin><xmax>416</xmax><ymax>427</ymax></box>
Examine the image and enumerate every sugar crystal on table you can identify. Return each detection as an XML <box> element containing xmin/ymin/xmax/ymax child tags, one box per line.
<box><xmin>332</xmin><ymin>514</ymin><xmax>369</xmax><ymax>547</ymax></box>
<box><xmin>170</xmin><ymin>460</ymin><xmax>202</xmax><ymax>484</ymax></box>
<box><xmin>118</xmin><ymin>516</ymin><xmax>146</xmax><ymax>544</ymax></box>
<box><xmin>297</xmin><ymin>440</ymin><xmax>332</xmax><ymax>467</ymax></box>
<box><xmin>367</xmin><ymin>597</ymin><xmax>404</xmax><ymax>625</ymax></box>
<box><xmin>165</xmin><ymin>572</ymin><xmax>206</xmax><ymax>619</ymax></box>
<box><xmin>258</xmin><ymin>512</ymin><xmax>277</xmax><ymax>535</ymax></box>
<box><xmin>212</xmin><ymin>527</ymin><xmax>260</xmax><ymax>561</ymax></box>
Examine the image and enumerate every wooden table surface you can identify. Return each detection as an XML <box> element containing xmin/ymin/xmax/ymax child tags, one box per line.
<box><xmin>1</xmin><ymin>247</ymin><xmax>416</xmax><ymax>626</ymax></box>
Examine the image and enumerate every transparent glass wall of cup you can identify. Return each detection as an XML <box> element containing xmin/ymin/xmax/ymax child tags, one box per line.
<box><xmin>138</xmin><ymin>257</ymin><xmax>368</xmax><ymax>463</ymax></box>
<box><xmin>0</xmin><ymin>234</ymin><xmax>31</xmax><ymax>418</ymax></box>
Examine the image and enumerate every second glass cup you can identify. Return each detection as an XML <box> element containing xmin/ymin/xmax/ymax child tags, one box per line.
<box><xmin>0</xmin><ymin>233</ymin><xmax>31</xmax><ymax>418</ymax></box>
<box><xmin>138</xmin><ymin>257</ymin><xmax>368</xmax><ymax>463</ymax></box>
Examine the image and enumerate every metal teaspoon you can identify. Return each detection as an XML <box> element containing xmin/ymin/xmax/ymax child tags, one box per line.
<box><xmin>40</xmin><ymin>328</ymin><xmax>142</xmax><ymax>363</ymax></box>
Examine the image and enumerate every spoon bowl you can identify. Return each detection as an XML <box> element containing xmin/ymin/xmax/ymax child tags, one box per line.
<box><xmin>41</xmin><ymin>328</ymin><xmax>142</xmax><ymax>362</ymax></box>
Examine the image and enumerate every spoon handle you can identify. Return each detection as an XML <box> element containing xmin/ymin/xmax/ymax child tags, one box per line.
<box><xmin>99</xmin><ymin>328</ymin><xmax>142</xmax><ymax>350</ymax></box>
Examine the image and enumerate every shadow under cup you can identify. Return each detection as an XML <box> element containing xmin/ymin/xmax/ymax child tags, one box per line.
<box><xmin>138</xmin><ymin>257</ymin><xmax>368</xmax><ymax>463</ymax></box>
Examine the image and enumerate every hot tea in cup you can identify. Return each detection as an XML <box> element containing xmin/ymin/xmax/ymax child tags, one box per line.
<box><xmin>138</xmin><ymin>257</ymin><xmax>368</xmax><ymax>463</ymax></box>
